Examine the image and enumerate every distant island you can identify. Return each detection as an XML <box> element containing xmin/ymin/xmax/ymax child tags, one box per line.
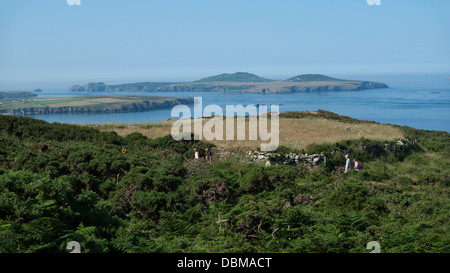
<box><xmin>0</xmin><ymin>91</ymin><xmax>38</xmax><ymax>100</ymax></box>
<box><xmin>68</xmin><ymin>72</ymin><xmax>389</xmax><ymax>94</ymax></box>
<box><xmin>0</xmin><ymin>95</ymin><xmax>193</xmax><ymax>115</ymax></box>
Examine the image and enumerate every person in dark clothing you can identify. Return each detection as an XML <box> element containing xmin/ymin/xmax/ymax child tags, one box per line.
<box><xmin>205</xmin><ymin>148</ymin><xmax>212</xmax><ymax>163</ymax></box>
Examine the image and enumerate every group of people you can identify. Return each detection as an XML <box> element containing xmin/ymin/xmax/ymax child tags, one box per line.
<box><xmin>344</xmin><ymin>154</ymin><xmax>362</xmax><ymax>173</ymax></box>
<box><xmin>193</xmin><ymin>147</ymin><xmax>212</xmax><ymax>163</ymax></box>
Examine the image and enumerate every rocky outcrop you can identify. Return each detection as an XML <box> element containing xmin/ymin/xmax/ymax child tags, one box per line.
<box><xmin>69</xmin><ymin>82</ymin><xmax>106</xmax><ymax>92</ymax></box>
<box><xmin>68</xmin><ymin>85</ymin><xmax>84</xmax><ymax>92</ymax></box>
<box><xmin>84</xmin><ymin>82</ymin><xmax>106</xmax><ymax>92</ymax></box>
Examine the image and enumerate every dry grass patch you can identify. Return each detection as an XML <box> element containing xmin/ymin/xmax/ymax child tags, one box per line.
<box><xmin>91</xmin><ymin>116</ymin><xmax>404</xmax><ymax>151</ymax></box>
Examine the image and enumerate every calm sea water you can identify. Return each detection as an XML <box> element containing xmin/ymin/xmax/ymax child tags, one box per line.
<box><xmin>24</xmin><ymin>74</ymin><xmax>450</xmax><ymax>132</ymax></box>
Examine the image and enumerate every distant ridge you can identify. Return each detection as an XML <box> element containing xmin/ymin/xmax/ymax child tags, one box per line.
<box><xmin>0</xmin><ymin>91</ymin><xmax>38</xmax><ymax>100</ymax></box>
<box><xmin>285</xmin><ymin>74</ymin><xmax>345</xmax><ymax>82</ymax></box>
<box><xmin>195</xmin><ymin>72</ymin><xmax>273</xmax><ymax>83</ymax></box>
<box><xmin>69</xmin><ymin>72</ymin><xmax>388</xmax><ymax>93</ymax></box>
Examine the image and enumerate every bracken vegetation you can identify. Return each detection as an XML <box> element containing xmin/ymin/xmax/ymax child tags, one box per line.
<box><xmin>0</xmin><ymin>114</ymin><xmax>448</xmax><ymax>253</ymax></box>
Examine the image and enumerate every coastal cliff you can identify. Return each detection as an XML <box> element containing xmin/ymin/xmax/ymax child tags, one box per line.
<box><xmin>0</xmin><ymin>97</ymin><xmax>193</xmax><ymax>115</ymax></box>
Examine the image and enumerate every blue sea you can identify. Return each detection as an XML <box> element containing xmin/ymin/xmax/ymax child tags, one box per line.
<box><xmin>24</xmin><ymin>74</ymin><xmax>450</xmax><ymax>132</ymax></box>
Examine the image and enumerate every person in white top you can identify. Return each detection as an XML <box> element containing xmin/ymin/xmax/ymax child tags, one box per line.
<box><xmin>344</xmin><ymin>154</ymin><xmax>351</xmax><ymax>173</ymax></box>
<box><xmin>194</xmin><ymin>148</ymin><xmax>199</xmax><ymax>159</ymax></box>
<box><xmin>353</xmin><ymin>159</ymin><xmax>362</xmax><ymax>171</ymax></box>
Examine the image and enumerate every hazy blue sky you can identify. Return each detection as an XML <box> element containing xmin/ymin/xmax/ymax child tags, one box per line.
<box><xmin>0</xmin><ymin>0</ymin><xmax>449</xmax><ymax>89</ymax></box>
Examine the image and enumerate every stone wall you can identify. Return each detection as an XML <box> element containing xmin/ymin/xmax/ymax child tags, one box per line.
<box><xmin>247</xmin><ymin>151</ymin><xmax>326</xmax><ymax>167</ymax></box>
<box><xmin>246</xmin><ymin>139</ymin><xmax>417</xmax><ymax>167</ymax></box>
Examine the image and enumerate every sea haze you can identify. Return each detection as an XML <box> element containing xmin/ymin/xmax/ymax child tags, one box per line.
<box><xmin>23</xmin><ymin>74</ymin><xmax>450</xmax><ymax>132</ymax></box>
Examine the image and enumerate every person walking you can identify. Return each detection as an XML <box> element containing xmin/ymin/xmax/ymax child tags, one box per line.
<box><xmin>344</xmin><ymin>154</ymin><xmax>351</xmax><ymax>173</ymax></box>
<box><xmin>194</xmin><ymin>148</ymin><xmax>199</xmax><ymax>160</ymax></box>
<box><xmin>205</xmin><ymin>148</ymin><xmax>212</xmax><ymax>163</ymax></box>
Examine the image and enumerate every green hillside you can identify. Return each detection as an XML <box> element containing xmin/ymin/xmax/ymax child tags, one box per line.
<box><xmin>195</xmin><ymin>72</ymin><xmax>273</xmax><ymax>82</ymax></box>
<box><xmin>0</xmin><ymin>113</ymin><xmax>448</xmax><ymax>253</ymax></box>
<box><xmin>285</xmin><ymin>74</ymin><xmax>346</xmax><ymax>82</ymax></box>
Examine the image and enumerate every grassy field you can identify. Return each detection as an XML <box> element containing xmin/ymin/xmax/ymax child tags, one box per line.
<box><xmin>88</xmin><ymin>113</ymin><xmax>405</xmax><ymax>151</ymax></box>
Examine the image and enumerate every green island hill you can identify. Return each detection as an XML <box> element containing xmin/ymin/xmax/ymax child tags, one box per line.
<box><xmin>68</xmin><ymin>72</ymin><xmax>388</xmax><ymax>93</ymax></box>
